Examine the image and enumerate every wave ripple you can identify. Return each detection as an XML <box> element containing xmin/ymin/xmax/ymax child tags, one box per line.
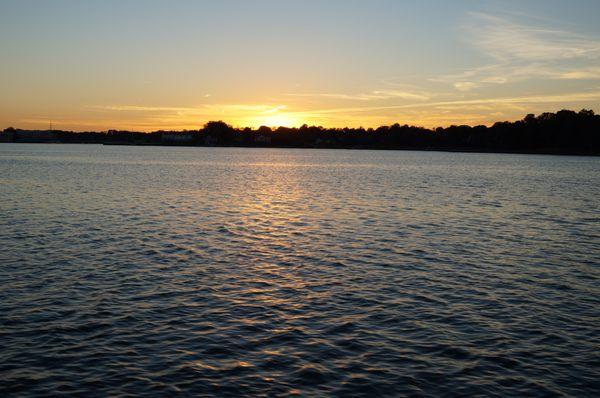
<box><xmin>1</xmin><ymin>145</ymin><xmax>599</xmax><ymax>397</ymax></box>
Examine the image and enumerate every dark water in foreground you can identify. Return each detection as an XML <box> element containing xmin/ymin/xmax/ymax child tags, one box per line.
<box><xmin>0</xmin><ymin>144</ymin><xmax>598</xmax><ymax>397</ymax></box>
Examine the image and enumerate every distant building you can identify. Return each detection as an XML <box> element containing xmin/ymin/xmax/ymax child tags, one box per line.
<box><xmin>15</xmin><ymin>130</ymin><xmax>59</xmax><ymax>143</ymax></box>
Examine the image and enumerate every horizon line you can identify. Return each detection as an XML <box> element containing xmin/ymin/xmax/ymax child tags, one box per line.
<box><xmin>3</xmin><ymin>108</ymin><xmax>597</xmax><ymax>133</ymax></box>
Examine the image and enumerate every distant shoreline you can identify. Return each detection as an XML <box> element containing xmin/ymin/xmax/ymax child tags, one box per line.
<box><xmin>2</xmin><ymin>109</ymin><xmax>599</xmax><ymax>156</ymax></box>
<box><xmin>1</xmin><ymin>141</ymin><xmax>597</xmax><ymax>157</ymax></box>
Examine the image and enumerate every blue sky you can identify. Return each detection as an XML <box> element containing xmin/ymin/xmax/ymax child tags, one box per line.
<box><xmin>1</xmin><ymin>0</ymin><xmax>600</xmax><ymax>130</ymax></box>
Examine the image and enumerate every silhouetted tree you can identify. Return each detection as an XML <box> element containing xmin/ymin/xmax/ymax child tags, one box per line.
<box><xmin>4</xmin><ymin>110</ymin><xmax>599</xmax><ymax>154</ymax></box>
<box><xmin>202</xmin><ymin>121</ymin><xmax>235</xmax><ymax>145</ymax></box>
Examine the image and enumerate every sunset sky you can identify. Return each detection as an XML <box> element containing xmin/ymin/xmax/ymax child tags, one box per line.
<box><xmin>1</xmin><ymin>0</ymin><xmax>600</xmax><ymax>131</ymax></box>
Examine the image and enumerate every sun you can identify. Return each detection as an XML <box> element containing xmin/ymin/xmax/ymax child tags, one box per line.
<box><xmin>258</xmin><ymin>113</ymin><xmax>301</xmax><ymax>128</ymax></box>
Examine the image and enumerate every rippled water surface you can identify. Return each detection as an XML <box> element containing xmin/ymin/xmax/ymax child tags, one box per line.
<box><xmin>1</xmin><ymin>144</ymin><xmax>599</xmax><ymax>397</ymax></box>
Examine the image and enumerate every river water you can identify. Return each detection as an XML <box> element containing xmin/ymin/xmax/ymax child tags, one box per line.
<box><xmin>1</xmin><ymin>144</ymin><xmax>598</xmax><ymax>396</ymax></box>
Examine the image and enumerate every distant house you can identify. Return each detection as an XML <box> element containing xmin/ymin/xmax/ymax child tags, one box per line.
<box><xmin>15</xmin><ymin>130</ymin><xmax>59</xmax><ymax>143</ymax></box>
<box><xmin>161</xmin><ymin>133</ymin><xmax>193</xmax><ymax>144</ymax></box>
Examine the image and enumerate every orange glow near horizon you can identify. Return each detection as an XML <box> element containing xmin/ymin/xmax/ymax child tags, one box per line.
<box><xmin>2</xmin><ymin>3</ymin><xmax>600</xmax><ymax>132</ymax></box>
<box><xmin>8</xmin><ymin>99</ymin><xmax>600</xmax><ymax>132</ymax></box>
<box><xmin>254</xmin><ymin>113</ymin><xmax>304</xmax><ymax>129</ymax></box>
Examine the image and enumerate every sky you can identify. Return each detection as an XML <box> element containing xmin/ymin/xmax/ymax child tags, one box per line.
<box><xmin>1</xmin><ymin>0</ymin><xmax>600</xmax><ymax>131</ymax></box>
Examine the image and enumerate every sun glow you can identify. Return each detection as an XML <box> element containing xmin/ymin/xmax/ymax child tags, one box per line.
<box><xmin>254</xmin><ymin>113</ymin><xmax>303</xmax><ymax>128</ymax></box>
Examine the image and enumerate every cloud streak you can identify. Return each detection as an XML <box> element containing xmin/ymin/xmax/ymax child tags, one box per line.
<box><xmin>82</xmin><ymin>89</ymin><xmax>600</xmax><ymax>130</ymax></box>
<box><xmin>472</xmin><ymin>13</ymin><xmax>600</xmax><ymax>61</ymax></box>
<box><xmin>435</xmin><ymin>12</ymin><xmax>600</xmax><ymax>90</ymax></box>
<box><xmin>89</xmin><ymin>103</ymin><xmax>288</xmax><ymax>115</ymax></box>
<box><xmin>286</xmin><ymin>90</ymin><xmax>430</xmax><ymax>101</ymax></box>
<box><xmin>284</xmin><ymin>91</ymin><xmax>600</xmax><ymax>116</ymax></box>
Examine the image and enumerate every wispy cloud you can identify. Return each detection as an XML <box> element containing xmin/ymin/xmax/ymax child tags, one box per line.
<box><xmin>89</xmin><ymin>103</ymin><xmax>287</xmax><ymax>115</ymax></box>
<box><xmin>557</xmin><ymin>67</ymin><xmax>600</xmax><ymax>80</ymax></box>
<box><xmin>284</xmin><ymin>91</ymin><xmax>600</xmax><ymax>115</ymax></box>
<box><xmin>453</xmin><ymin>82</ymin><xmax>481</xmax><ymax>91</ymax></box>
<box><xmin>275</xmin><ymin>90</ymin><xmax>600</xmax><ymax>127</ymax></box>
<box><xmin>88</xmin><ymin>105</ymin><xmax>197</xmax><ymax>112</ymax></box>
<box><xmin>287</xmin><ymin>89</ymin><xmax>430</xmax><ymax>101</ymax></box>
<box><xmin>83</xmin><ymin>89</ymin><xmax>600</xmax><ymax>130</ymax></box>
<box><xmin>435</xmin><ymin>12</ymin><xmax>600</xmax><ymax>90</ymax></box>
<box><xmin>471</xmin><ymin>12</ymin><xmax>600</xmax><ymax>61</ymax></box>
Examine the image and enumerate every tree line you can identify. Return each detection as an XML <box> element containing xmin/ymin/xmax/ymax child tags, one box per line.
<box><xmin>1</xmin><ymin>109</ymin><xmax>598</xmax><ymax>155</ymax></box>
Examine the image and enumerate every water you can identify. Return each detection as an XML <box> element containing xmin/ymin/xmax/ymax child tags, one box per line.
<box><xmin>1</xmin><ymin>143</ymin><xmax>598</xmax><ymax>397</ymax></box>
